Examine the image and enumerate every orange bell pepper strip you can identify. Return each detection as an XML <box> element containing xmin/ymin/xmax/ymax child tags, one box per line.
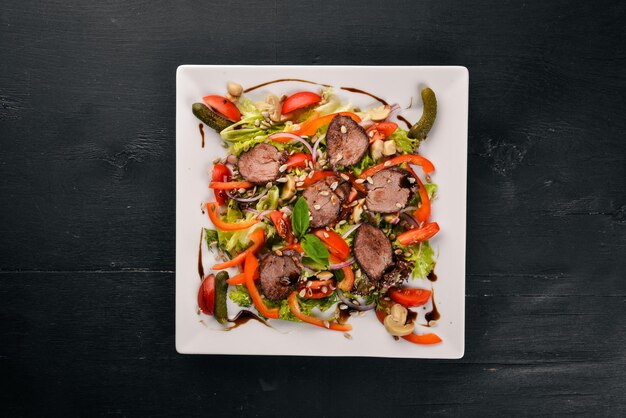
<box><xmin>300</xmin><ymin>171</ymin><xmax>335</xmax><ymax>188</ymax></box>
<box><xmin>281</xmin><ymin>243</ymin><xmax>303</xmax><ymax>253</ymax></box>
<box><xmin>396</xmin><ymin>222</ymin><xmax>440</xmax><ymax>246</ymax></box>
<box><xmin>287</xmin><ymin>292</ymin><xmax>352</xmax><ymax>331</ymax></box>
<box><xmin>212</xmin><ymin>227</ymin><xmax>265</xmax><ymax>270</ymax></box>
<box><xmin>245</xmin><ymin>253</ymin><xmax>279</xmax><ymax>319</ymax></box>
<box><xmin>358</xmin><ymin>154</ymin><xmax>435</xmax><ymax>179</ymax></box>
<box><xmin>375</xmin><ymin>310</ymin><xmax>441</xmax><ymax>345</ymax></box>
<box><xmin>209</xmin><ymin>181</ymin><xmax>254</xmax><ymax>190</ymax></box>
<box><xmin>312</xmin><ymin>229</ymin><xmax>350</xmax><ymax>261</ymax></box>
<box><xmin>293</xmin><ymin>112</ymin><xmax>361</xmax><ymax>136</ymax></box>
<box><xmin>225</xmin><ymin>272</ymin><xmax>247</xmax><ymax>285</ymax></box>
<box><xmin>333</xmin><ymin>255</ymin><xmax>355</xmax><ymax>292</ymax></box>
<box><xmin>206</xmin><ymin>202</ymin><xmax>260</xmax><ymax>232</ymax></box>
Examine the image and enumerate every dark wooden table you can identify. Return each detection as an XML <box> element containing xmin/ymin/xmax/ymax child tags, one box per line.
<box><xmin>2</xmin><ymin>1</ymin><xmax>625</xmax><ymax>416</ymax></box>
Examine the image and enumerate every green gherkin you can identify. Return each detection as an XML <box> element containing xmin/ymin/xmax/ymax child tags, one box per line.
<box><xmin>408</xmin><ymin>88</ymin><xmax>437</xmax><ymax>140</ymax></box>
<box><xmin>213</xmin><ymin>271</ymin><xmax>229</xmax><ymax>324</ymax></box>
<box><xmin>192</xmin><ymin>102</ymin><xmax>233</xmax><ymax>132</ymax></box>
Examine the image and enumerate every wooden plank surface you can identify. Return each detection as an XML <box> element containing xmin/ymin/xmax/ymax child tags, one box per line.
<box><xmin>1</xmin><ymin>0</ymin><xmax>625</xmax><ymax>416</ymax></box>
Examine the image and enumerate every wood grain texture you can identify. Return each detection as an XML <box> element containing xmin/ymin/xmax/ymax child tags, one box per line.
<box><xmin>1</xmin><ymin>0</ymin><xmax>625</xmax><ymax>416</ymax></box>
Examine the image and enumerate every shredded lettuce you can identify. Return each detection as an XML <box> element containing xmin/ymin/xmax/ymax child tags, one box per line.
<box><xmin>216</xmin><ymin>200</ymin><xmax>266</xmax><ymax>254</ymax></box>
<box><xmin>274</xmin><ymin>293</ymin><xmax>340</xmax><ymax>322</ymax></box>
<box><xmin>236</xmin><ymin>96</ymin><xmax>261</xmax><ymax>119</ymax></box>
<box><xmin>219</xmin><ymin>114</ymin><xmax>285</xmax><ymax>156</ymax></box>
<box><xmin>204</xmin><ymin>228</ymin><xmax>218</xmax><ymax>249</ymax></box>
<box><xmin>405</xmin><ymin>241</ymin><xmax>436</xmax><ymax>279</ymax></box>
<box><xmin>424</xmin><ymin>182</ymin><xmax>437</xmax><ymax>199</ymax></box>
<box><xmin>350</xmin><ymin>153</ymin><xmax>376</xmax><ymax>177</ymax></box>
<box><xmin>389</xmin><ymin>128</ymin><xmax>421</xmax><ymax>153</ymax></box>
<box><xmin>229</xmin><ymin>285</ymin><xmax>252</xmax><ymax>307</ymax></box>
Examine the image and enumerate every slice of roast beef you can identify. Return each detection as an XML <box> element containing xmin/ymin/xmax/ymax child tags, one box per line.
<box><xmin>365</xmin><ymin>167</ymin><xmax>417</xmax><ymax>213</ymax></box>
<box><xmin>326</xmin><ymin>115</ymin><xmax>369</xmax><ymax>167</ymax></box>
<box><xmin>258</xmin><ymin>249</ymin><xmax>303</xmax><ymax>301</ymax></box>
<box><xmin>353</xmin><ymin>223</ymin><xmax>393</xmax><ymax>282</ymax></box>
<box><xmin>237</xmin><ymin>143</ymin><xmax>287</xmax><ymax>184</ymax></box>
<box><xmin>302</xmin><ymin>176</ymin><xmax>350</xmax><ymax>228</ymax></box>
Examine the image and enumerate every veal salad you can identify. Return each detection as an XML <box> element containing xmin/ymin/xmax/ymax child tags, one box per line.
<box><xmin>194</xmin><ymin>80</ymin><xmax>442</xmax><ymax>345</ymax></box>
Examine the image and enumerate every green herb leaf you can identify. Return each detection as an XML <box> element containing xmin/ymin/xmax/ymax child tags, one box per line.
<box><xmin>204</xmin><ymin>228</ymin><xmax>218</xmax><ymax>250</ymax></box>
<box><xmin>291</xmin><ymin>197</ymin><xmax>310</xmax><ymax>238</ymax></box>
<box><xmin>301</xmin><ymin>234</ymin><xmax>329</xmax><ymax>267</ymax></box>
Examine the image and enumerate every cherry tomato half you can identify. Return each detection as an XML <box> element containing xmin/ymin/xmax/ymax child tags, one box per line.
<box><xmin>281</xmin><ymin>91</ymin><xmax>321</xmax><ymax>114</ymax></box>
<box><xmin>203</xmin><ymin>95</ymin><xmax>241</xmax><ymax>122</ymax></box>
<box><xmin>388</xmin><ymin>287</ymin><xmax>432</xmax><ymax>307</ymax></box>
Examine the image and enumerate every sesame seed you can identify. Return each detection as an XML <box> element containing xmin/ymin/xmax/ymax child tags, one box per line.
<box><xmin>340</xmin><ymin>173</ymin><xmax>350</xmax><ymax>181</ymax></box>
<box><xmin>340</xmin><ymin>125</ymin><xmax>347</xmax><ymax>134</ymax></box>
<box><xmin>323</xmin><ymin>232</ymin><xmax>329</xmax><ymax>238</ymax></box>
<box><xmin>276</xmin><ymin>177</ymin><xmax>288</xmax><ymax>183</ymax></box>
<box><xmin>313</xmin><ymin>204</ymin><xmax>321</xmax><ymax>210</ymax></box>
<box><xmin>321</xmin><ymin>286</ymin><xmax>328</xmax><ymax>293</ymax></box>
<box><xmin>404</xmin><ymin>252</ymin><xmax>412</xmax><ymax>257</ymax></box>
<box><xmin>298</xmin><ymin>174</ymin><xmax>307</xmax><ymax>182</ymax></box>
<box><xmin>395</xmin><ymin>202</ymin><xmax>403</xmax><ymax>208</ymax></box>
<box><xmin>330</xmin><ymin>196</ymin><xmax>337</xmax><ymax>204</ymax></box>
<box><xmin>337</xmin><ymin>220</ymin><xmax>347</xmax><ymax>226</ymax></box>
<box><xmin>359</xmin><ymin>311</ymin><xmax>366</xmax><ymax>316</ymax></box>
<box><xmin>330</xmin><ymin>181</ymin><xmax>338</xmax><ymax>190</ymax></box>
<box><xmin>395</xmin><ymin>249</ymin><xmax>403</xmax><ymax>255</ymax></box>
<box><xmin>306</xmin><ymin>281</ymin><xmax>313</xmax><ymax>288</ymax></box>
<box><xmin>296</xmin><ymin>181</ymin><xmax>304</xmax><ymax>187</ymax></box>
<box><xmin>323</xmin><ymin>320</ymin><xmax>330</xmax><ymax>328</ymax></box>
<box><xmin>279</xmin><ymin>164</ymin><xmax>288</xmax><ymax>172</ymax></box>
<box><xmin>355</xmin><ymin>178</ymin><xmax>365</xmax><ymax>184</ymax></box>
<box><xmin>339</xmin><ymin>304</ymin><xmax>348</xmax><ymax>310</ymax></box>
<box><xmin>275</xmin><ymin>250</ymin><xmax>283</xmax><ymax>256</ymax></box>
<box><xmin>308</xmin><ymin>171</ymin><xmax>314</xmax><ymax>178</ymax></box>
<box><xmin>428</xmin><ymin>320</ymin><xmax>438</xmax><ymax>327</ymax></box>
<box><xmin>266</xmin><ymin>182</ymin><xmax>273</xmax><ymax>189</ymax></box>
<box><xmin>368</xmin><ymin>131</ymin><xmax>375</xmax><ymax>138</ymax></box>
<box><xmin>261</xmin><ymin>111</ymin><xmax>269</xmax><ymax>117</ymax></box>
<box><xmin>335</xmin><ymin>154</ymin><xmax>343</xmax><ymax>162</ymax></box>
<box><xmin>237</xmin><ymin>188</ymin><xmax>246</xmax><ymax>194</ymax></box>
<box><xmin>299</xmin><ymin>289</ymin><xmax>306</xmax><ymax>297</ymax></box>
<box><xmin>254</xmin><ymin>119</ymin><xmax>260</xmax><ymax>127</ymax></box>
<box><xmin>320</xmin><ymin>190</ymin><xmax>329</xmax><ymax>196</ymax></box>
<box><xmin>384</xmin><ymin>161</ymin><xmax>392</xmax><ymax>167</ymax></box>
<box><xmin>408</xmin><ymin>177</ymin><xmax>416</xmax><ymax>183</ymax></box>
<box><xmin>366</xmin><ymin>176</ymin><xmax>373</xmax><ymax>184</ymax></box>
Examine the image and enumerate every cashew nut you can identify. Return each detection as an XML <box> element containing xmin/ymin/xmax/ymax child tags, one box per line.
<box><xmin>382</xmin><ymin>140</ymin><xmax>397</xmax><ymax>156</ymax></box>
<box><xmin>265</xmin><ymin>94</ymin><xmax>282</xmax><ymax>122</ymax></box>
<box><xmin>351</xmin><ymin>198</ymin><xmax>366</xmax><ymax>223</ymax></box>
<box><xmin>383</xmin><ymin>304</ymin><xmax>415</xmax><ymax>336</ymax></box>
<box><xmin>280</xmin><ymin>175</ymin><xmax>296</xmax><ymax>201</ymax></box>
<box><xmin>227</xmin><ymin>82</ymin><xmax>243</xmax><ymax>98</ymax></box>
<box><xmin>316</xmin><ymin>271</ymin><xmax>334</xmax><ymax>280</ymax></box>
<box><xmin>370</xmin><ymin>139</ymin><xmax>384</xmax><ymax>161</ymax></box>
<box><xmin>364</xmin><ymin>105</ymin><xmax>391</xmax><ymax>121</ymax></box>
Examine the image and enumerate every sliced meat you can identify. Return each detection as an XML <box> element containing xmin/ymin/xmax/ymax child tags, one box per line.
<box><xmin>326</xmin><ymin>115</ymin><xmax>369</xmax><ymax>167</ymax></box>
<box><xmin>302</xmin><ymin>176</ymin><xmax>350</xmax><ymax>228</ymax></box>
<box><xmin>237</xmin><ymin>143</ymin><xmax>287</xmax><ymax>184</ymax></box>
<box><xmin>259</xmin><ymin>249</ymin><xmax>302</xmax><ymax>301</ymax></box>
<box><xmin>353</xmin><ymin>223</ymin><xmax>393</xmax><ymax>282</ymax></box>
<box><xmin>365</xmin><ymin>167</ymin><xmax>417</xmax><ymax>213</ymax></box>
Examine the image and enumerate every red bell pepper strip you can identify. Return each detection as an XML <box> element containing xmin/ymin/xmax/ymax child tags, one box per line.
<box><xmin>211</xmin><ymin>164</ymin><xmax>231</xmax><ymax>205</ymax></box>
<box><xmin>359</xmin><ymin>154</ymin><xmax>435</xmax><ymax>179</ymax></box>
<box><xmin>293</xmin><ymin>112</ymin><xmax>361</xmax><ymax>136</ymax></box>
<box><xmin>206</xmin><ymin>202</ymin><xmax>260</xmax><ymax>232</ymax></box>
<box><xmin>212</xmin><ymin>227</ymin><xmax>265</xmax><ymax>270</ymax></box>
<box><xmin>405</xmin><ymin>165</ymin><xmax>430</xmax><ymax>223</ymax></box>
<box><xmin>396</xmin><ymin>222</ymin><xmax>440</xmax><ymax>246</ymax></box>
<box><xmin>209</xmin><ymin>181</ymin><xmax>254</xmax><ymax>190</ymax></box>
<box><xmin>375</xmin><ymin>310</ymin><xmax>442</xmax><ymax>345</ymax></box>
<box><xmin>312</xmin><ymin>229</ymin><xmax>350</xmax><ymax>261</ymax></box>
<box><xmin>366</xmin><ymin>122</ymin><xmax>398</xmax><ymax>143</ymax></box>
<box><xmin>245</xmin><ymin>253</ymin><xmax>279</xmax><ymax>319</ymax></box>
<box><xmin>388</xmin><ymin>287</ymin><xmax>432</xmax><ymax>307</ymax></box>
<box><xmin>281</xmin><ymin>243</ymin><xmax>303</xmax><ymax>253</ymax></box>
<box><xmin>284</xmin><ymin>152</ymin><xmax>312</xmax><ymax>169</ymax></box>
<box><xmin>281</xmin><ymin>91</ymin><xmax>322</xmax><ymax>114</ymax></box>
<box><xmin>287</xmin><ymin>292</ymin><xmax>352</xmax><ymax>331</ymax></box>
<box><xmin>203</xmin><ymin>95</ymin><xmax>241</xmax><ymax>122</ymax></box>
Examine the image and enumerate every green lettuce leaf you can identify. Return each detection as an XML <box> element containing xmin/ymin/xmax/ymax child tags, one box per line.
<box><xmin>350</xmin><ymin>153</ymin><xmax>376</xmax><ymax>177</ymax></box>
<box><xmin>405</xmin><ymin>241</ymin><xmax>436</xmax><ymax>279</ymax></box>
<box><xmin>256</xmin><ymin>186</ymin><xmax>280</xmax><ymax>212</ymax></box>
<box><xmin>229</xmin><ymin>285</ymin><xmax>252</xmax><ymax>307</ymax></box>
<box><xmin>389</xmin><ymin>128</ymin><xmax>421</xmax><ymax>153</ymax></box>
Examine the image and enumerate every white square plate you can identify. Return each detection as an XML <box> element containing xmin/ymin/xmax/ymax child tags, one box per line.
<box><xmin>176</xmin><ymin>65</ymin><xmax>468</xmax><ymax>358</ymax></box>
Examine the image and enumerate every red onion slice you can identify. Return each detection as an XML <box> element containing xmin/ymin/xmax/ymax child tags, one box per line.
<box><xmin>341</xmin><ymin>223</ymin><xmax>362</xmax><ymax>239</ymax></box>
<box><xmin>228</xmin><ymin>188</ymin><xmax>268</xmax><ymax>203</ymax></box>
<box><xmin>329</xmin><ymin>257</ymin><xmax>355</xmax><ymax>270</ymax></box>
<box><xmin>336</xmin><ymin>289</ymin><xmax>376</xmax><ymax>311</ymax></box>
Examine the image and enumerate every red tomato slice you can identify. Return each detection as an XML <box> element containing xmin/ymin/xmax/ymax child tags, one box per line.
<box><xmin>281</xmin><ymin>91</ymin><xmax>321</xmax><ymax>114</ymax></box>
<box><xmin>388</xmin><ymin>287</ymin><xmax>432</xmax><ymax>307</ymax></box>
<box><xmin>212</xmin><ymin>163</ymin><xmax>231</xmax><ymax>205</ymax></box>
<box><xmin>203</xmin><ymin>95</ymin><xmax>241</xmax><ymax>122</ymax></box>
<box><xmin>198</xmin><ymin>274</ymin><xmax>216</xmax><ymax>315</ymax></box>
<box><xmin>269</xmin><ymin>211</ymin><xmax>294</xmax><ymax>243</ymax></box>
<box><xmin>285</xmin><ymin>152</ymin><xmax>312</xmax><ymax>169</ymax></box>
<box><xmin>396</xmin><ymin>222</ymin><xmax>440</xmax><ymax>246</ymax></box>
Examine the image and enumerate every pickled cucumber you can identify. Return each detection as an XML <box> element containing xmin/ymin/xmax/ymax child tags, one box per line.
<box><xmin>408</xmin><ymin>88</ymin><xmax>437</xmax><ymax>140</ymax></box>
<box><xmin>214</xmin><ymin>271</ymin><xmax>229</xmax><ymax>324</ymax></box>
<box><xmin>192</xmin><ymin>102</ymin><xmax>233</xmax><ymax>132</ymax></box>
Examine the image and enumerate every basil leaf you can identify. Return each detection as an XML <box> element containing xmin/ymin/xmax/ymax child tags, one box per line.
<box><xmin>301</xmin><ymin>234</ymin><xmax>329</xmax><ymax>267</ymax></box>
<box><xmin>291</xmin><ymin>197</ymin><xmax>310</xmax><ymax>238</ymax></box>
